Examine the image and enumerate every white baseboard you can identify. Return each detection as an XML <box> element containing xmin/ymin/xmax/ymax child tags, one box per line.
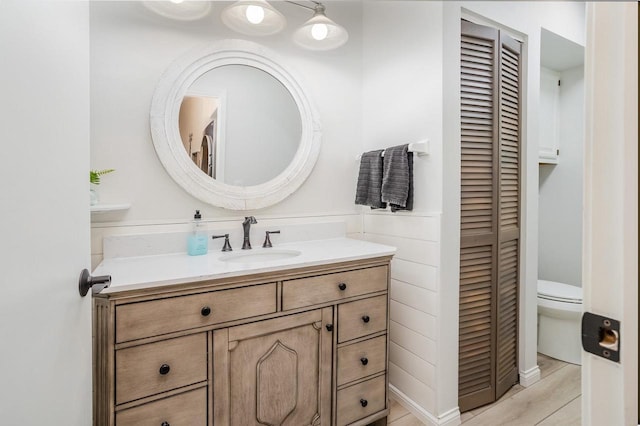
<box><xmin>389</xmin><ymin>385</ymin><xmax>461</xmax><ymax>426</ymax></box>
<box><xmin>519</xmin><ymin>365</ymin><xmax>541</xmax><ymax>387</ymax></box>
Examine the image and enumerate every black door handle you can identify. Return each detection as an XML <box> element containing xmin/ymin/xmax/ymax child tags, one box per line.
<box><xmin>78</xmin><ymin>269</ymin><xmax>111</xmax><ymax>297</ymax></box>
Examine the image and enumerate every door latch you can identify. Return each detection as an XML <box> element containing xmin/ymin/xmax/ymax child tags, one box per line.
<box><xmin>581</xmin><ymin>312</ymin><xmax>620</xmax><ymax>362</ymax></box>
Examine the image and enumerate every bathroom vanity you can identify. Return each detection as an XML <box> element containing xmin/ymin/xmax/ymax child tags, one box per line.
<box><xmin>92</xmin><ymin>238</ymin><xmax>394</xmax><ymax>426</ymax></box>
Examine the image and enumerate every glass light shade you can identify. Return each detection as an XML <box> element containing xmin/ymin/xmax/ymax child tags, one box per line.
<box><xmin>221</xmin><ymin>0</ymin><xmax>286</xmax><ymax>36</ymax></box>
<box><xmin>142</xmin><ymin>1</ymin><xmax>212</xmax><ymax>21</ymax></box>
<box><xmin>293</xmin><ymin>6</ymin><xmax>348</xmax><ymax>51</ymax></box>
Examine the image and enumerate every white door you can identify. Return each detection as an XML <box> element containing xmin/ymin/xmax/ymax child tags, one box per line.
<box><xmin>583</xmin><ymin>2</ymin><xmax>638</xmax><ymax>425</ymax></box>
<box><xmin>0</xmin><ymin>2</ymin><xmax>92</xmax><ymax>425</ymax></box>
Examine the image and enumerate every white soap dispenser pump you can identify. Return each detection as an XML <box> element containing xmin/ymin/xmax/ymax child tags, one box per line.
<box><xmin>187</xmin><ymin>210</ymin><xmax>208</xmax><ymax>256</ymax></box>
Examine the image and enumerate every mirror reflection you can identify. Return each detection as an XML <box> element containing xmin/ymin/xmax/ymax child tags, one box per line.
<box><xmin>178</xmin><ymin>64</ymin><xmax>302</xmax><ymax>187</ymax></box>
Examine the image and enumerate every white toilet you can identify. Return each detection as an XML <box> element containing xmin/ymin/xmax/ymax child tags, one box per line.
<box><xmin>537</xmin><ymin>279</ymin><xmax>583</xmax><ymax>365</ymax></box>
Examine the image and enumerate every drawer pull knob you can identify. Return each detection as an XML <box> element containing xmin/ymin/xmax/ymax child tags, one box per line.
<box><xmin>201</xmin><ymin>306</ymin><xmax>211</xmax><ymax>316</ymax></box>
<box><xmin>161</xmin><ymin>423</ymin><xmax>170</xmax><ymax>426</ymax></box>
<box><xmin>159</xmin><ymin>364</ymin><xmax>171</xmax><ymax>375</ymax></box>
<box><xmin>338</xmin><ymin>282</ymin><xmax>347</xmax><ymax>291</ymax></box>
<box><xmin>362</xmin><ymin>315</ymin><xmax>370</xmax><ymax>323</ymax></box>
<box><xmin>360</xmin><ymin>357</ymin><xmax>369</xmax><ymax>366</ymax></box>
<box><xmin>360</xmin><ymin>398</ymin><xmax>368</xmax><ymax>408</ymax></box>
<box><xmin>325</xmin><ymin>324</ymin><xmax>334</xmax><ymax>332</ymax></box>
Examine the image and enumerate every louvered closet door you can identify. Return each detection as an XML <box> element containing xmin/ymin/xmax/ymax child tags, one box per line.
<box><xmin>458</xmin><ymin>20</ymin><xmax>521</xmax><ymax>412</ymax></box>
<box><xmin>495</xmin><ymin>32</ymin><xmax>521</xmax><ymax>398</ymax></box>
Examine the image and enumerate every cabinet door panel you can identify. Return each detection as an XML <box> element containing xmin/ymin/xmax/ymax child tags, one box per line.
<box><xmin>214</xmin><ymin>308</ymin><xmax>332</xmax><ymax>426</ymax></box>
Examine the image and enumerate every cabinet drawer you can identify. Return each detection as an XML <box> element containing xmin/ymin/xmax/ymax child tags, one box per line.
<box><xmin>336</xmin><ymin>375</ymin><xmax>386</xmax><ymax>426</ymax></box>
<box><xmin>338</xmin><ymin>295</ymin><xmax>387</xmax><ymax>343</ymax></box>
<box><xmin>282</xmin><ymin>266</ymin><xmax>387</xmax><ymax>310</ymax></box>
<box><xmin>337</xmin><ymin>335</ymin><xmax>386</xmax><ymax>386</ymax></box>
<box><xmin>115</xmin><ymin>333</ymin><xmax>207</xmax><ymax>405</ymax></box>
<box><xmin>116</xmin><ymin>283</ymin><xmax>276</xmax><ymax>342</ymax></box>
<box><xmin>115</xmin><ymin>387</ymin><xmax>206</xmax><ymax>426</ymax></box>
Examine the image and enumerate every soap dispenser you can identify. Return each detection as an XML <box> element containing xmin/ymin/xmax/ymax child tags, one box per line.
<box><xmin>187</xmin><ymin>210</ymin><xmax>208</xmax><ymax>256</ymax></box>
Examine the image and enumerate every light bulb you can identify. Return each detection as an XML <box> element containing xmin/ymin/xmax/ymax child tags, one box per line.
<box><xmin>311</xmin><ymin>23</ymin><xmax>328</xmax><ymax>41</ymax></box>
<box><xmin>245</xmin><ymin>5</ymin><xmax>265</xmax><ymax>24</ymax></box>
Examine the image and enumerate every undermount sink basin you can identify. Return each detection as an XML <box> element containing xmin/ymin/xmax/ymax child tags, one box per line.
<box><xmin>220</xmin><ymin>249</ymin><xmax>301</xmax><ymax>264</ymax></box>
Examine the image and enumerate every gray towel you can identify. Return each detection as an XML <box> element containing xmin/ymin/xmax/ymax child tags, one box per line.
<box><xmin>381</xmin><ymin>144</ymin><xmax>413</xmax><ymax>211</ymax></box>
<box><xmin>355</xmin><ymin>149</ymin><xmax>387</xmax><ymax>209</ymax></box>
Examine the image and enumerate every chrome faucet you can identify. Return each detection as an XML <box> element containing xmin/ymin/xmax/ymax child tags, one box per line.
<box><xmin>242</xmin><ymin>216</ymin><xmax>257</xmax><ymax>249</ymax></box>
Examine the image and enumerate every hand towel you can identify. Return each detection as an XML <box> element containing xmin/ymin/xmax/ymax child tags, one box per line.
<box><xmin>381</xmin><ymin>144</ymin><xmax>413</xmax><ymax>211</ymax></box>
<box><xmin>390</xmin><ymin>152</ymin><xmax>413</xmax><ymax>212</ymax></box>
<box><xmin>355</xmin><ymin>149</ymin><xmax>387</xmax><ymax>209</ymax></box>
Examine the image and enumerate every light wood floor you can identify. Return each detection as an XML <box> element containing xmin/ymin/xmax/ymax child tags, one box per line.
<box><xmin>388</xmin><ymin>353</ymin><xmax>581</xmax><ymax>426</ymax></box>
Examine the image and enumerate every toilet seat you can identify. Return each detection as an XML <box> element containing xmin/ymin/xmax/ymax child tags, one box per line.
<box><xmin>537</xmin><ymin>279</ymin><xmax>582</xmax><ymax>304</ymax></box>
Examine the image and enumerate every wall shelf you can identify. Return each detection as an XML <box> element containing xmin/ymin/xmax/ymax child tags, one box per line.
<box><xmin>90</xmin><ymin>203</ymin><xmax>131</xmax><ymax>213</ymax></box>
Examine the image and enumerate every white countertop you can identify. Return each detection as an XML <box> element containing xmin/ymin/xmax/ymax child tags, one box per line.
<box><xmin>93</xmin><ymin>237</ymin><xmax>396</xmax><ymax>295</ymax></box>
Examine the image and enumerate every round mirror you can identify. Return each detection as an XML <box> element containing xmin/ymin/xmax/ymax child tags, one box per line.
<box><xmin>150</xmin><ymin>40</ymin><xmax>321</xmax><ymax>210</ymax></box>
<box><xmin>180</xmin><ymin>64</ymin><xmax>301</xmax><ymax>186</ymax></box>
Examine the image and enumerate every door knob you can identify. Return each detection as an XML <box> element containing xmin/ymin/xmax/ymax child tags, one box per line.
<box><xmin>78</xmin><ymin>268</ymin><xmax>111</xmax><ymax>297</ymax></box>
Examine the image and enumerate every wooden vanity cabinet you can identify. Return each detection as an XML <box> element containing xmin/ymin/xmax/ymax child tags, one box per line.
<box><xmin>93</xmin><ymin>257</ymin><xmax>391</xmax><ymax>426</ymax></box>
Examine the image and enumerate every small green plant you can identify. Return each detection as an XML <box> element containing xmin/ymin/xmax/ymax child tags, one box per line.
<box><xmin>90</xmin><ymin>169</ymin><xmax>115</xmax><ymax>185</ymax></box>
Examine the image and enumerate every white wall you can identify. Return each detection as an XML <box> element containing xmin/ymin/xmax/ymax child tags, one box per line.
<box><xmin>539</xmin><ymin>66</ymin><xmax>584</xmax><ymax>287</ymax></box>
<box><xmin>89</xmin><ymin>1</ymin><xmax>365</xmax><ymax>266</ymax></box>
<box><xmin>362</xmin><ymin>2</ymin><xmax>449</xmax><ymax>424</ymax></box>
<box><xmin>361</xmin><ymin>1</ymin><xmax>585</xmax><ymax>424</ymax></box>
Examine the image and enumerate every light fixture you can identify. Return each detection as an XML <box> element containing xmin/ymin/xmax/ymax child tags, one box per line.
<box><xmin>143</xmin><ymin>0</ymin><xmax>349</xmax><ymax>51</ymax></box>
<box><xmin>142</xmin><ymin>1</ymin><xmax>212</xmax><ymax>21</ymax></box>
<box><xmin>292</xmin><ymin>3</ymin><xmax>348</xmax><ymax>51</ymax></box>
<box><xmin>221</xmin><ymin>0</ymin><xmax>286</xmax><ymax>36</ymax></box>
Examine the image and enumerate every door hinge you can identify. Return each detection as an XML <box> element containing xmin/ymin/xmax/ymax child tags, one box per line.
<box><xmin>557</xmin><ymin>149</ymin><xmax>560</xmax><ymax>156</ymax></box>
<box><xmin>558</xmin><ymin>80</ymin><xmax>561</xmax><ymax>86</ymax></box>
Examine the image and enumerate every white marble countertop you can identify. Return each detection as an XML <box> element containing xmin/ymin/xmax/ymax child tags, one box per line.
<box><xmin>93</xmin><ymin>237</ymin><xmax>396</xmax><ymax>295</ymax></box>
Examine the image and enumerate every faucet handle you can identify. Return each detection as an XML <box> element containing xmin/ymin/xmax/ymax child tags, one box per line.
<box><xmin>262</xmin><ymin>230</ymin><xmax>281</xmax><ymax>248</ymax></box>
<box><xmin>212</xmin><ymin>234</ymin><xmax>232</xmax><ymax>252</ymax></box>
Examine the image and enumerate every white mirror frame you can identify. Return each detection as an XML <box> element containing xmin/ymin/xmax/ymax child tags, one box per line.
<box><xmin>150</xmin><ymin>39</ymin><xmax>322</xmax><ymax>210</ymax></box>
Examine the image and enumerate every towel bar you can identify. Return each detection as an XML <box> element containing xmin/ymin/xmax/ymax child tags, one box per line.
<box><xmin>357</xmin><ymin>140</ymin><xmax>429</xmax><ymax>160</ymax></box>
